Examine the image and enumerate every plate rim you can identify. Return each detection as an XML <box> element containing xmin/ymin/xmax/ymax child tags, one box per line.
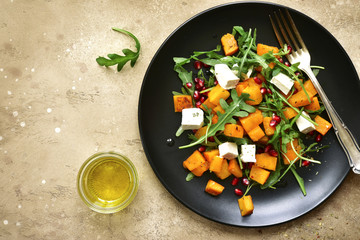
<box><xmin>138</xmin><ymin>1</ymin><xmax>352</xmax><ymax>227</ymax></box>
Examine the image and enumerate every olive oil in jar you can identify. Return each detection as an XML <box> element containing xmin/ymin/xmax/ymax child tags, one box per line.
<box><xmin>88</xmin><ymin>160</ymin><xmax>130</xmax><ymax>202</ymax></box>
<box><xmin>77</xmin><ymin>152</ymin><xmax>139</xmax><ymax>213</ymax></box>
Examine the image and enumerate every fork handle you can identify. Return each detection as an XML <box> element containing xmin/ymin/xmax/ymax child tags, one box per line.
<box><xmin>303</xmin><ymin>67</ymin><xmax>360</xmax><ymax>174</ymax></box>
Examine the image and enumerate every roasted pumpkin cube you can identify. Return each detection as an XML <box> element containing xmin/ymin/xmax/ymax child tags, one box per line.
<box><xmin>247</xmin><ymin>125</ymin><xmax>265</xmax><ymax>142</ymax></box>
<box><xmin>215</xmin><ymin>159</ymin><xmax>232</xmax><ymax>180</ymax></box>
<box><xmin>208</xmin><ymin>84</ymin><xmax>230</xmax><ymax>105</ymax></box>
<box><xmin>239</xmin><ymin>109</ymin><xmax>264</xmax><ymax>133</ymax></box>
<box><xmin>243</xmin><ymin>86</ymin><xmax>263</xmax><ymax>105</ymax></box>
<box><xmin>255</xmin><ymin>153</ymin><xmax>277</xmax><ymax>171</ymax></box>
<box><xmin>224</xmin><ymin>123</ymin><xmax>244</xmax><ymax>138</ymax></box>
<box><xmin>213</xmin><ymin>104</ymin><xmax>225</xmax><ymax>114</ymax></box>
<box><xmin>283</xmin><ymin>107</ymin><xmax>298</xmax><ymax>119</ymax></box>
<box><xmin>203</xmin><ymin>149</ymin><xmax>219</xmax><ymax>163</ymax></box>
<box><xmin>238</xmin><ymin>195</ymin><xmax>254</xmax><ymax>216</ymax></box>
<box><xmin>209</xmin><ymin>156</ymin><xmax>223</xmax><ymax>173</ymax></box>
<box><xmin>194</xmin><ymin>126</ymin><xmax>208</xmax><ymax>139</ymax></box>
<box><xmin>221</xmin><ymin>33</ymin><xmax>239</xmax><ymax>56</ymax></box>
<box><xmin>183</xmin><ymin>150</ymin><xmax>206</xmax><ymax>171</ymax></box>
<box><xmin>205</xmin><ymin>179</ymin><xmax>224</xmax><ymax>196</ymax></box>
<box><xmin>263</xmin><ymin>117</ymin><xmax>276</xmax><ymax>136</ymax></box>
<box><xmin>236</xmin><ymin>81</ymin><xmax>249</xmax><ymax>96</ymax></box>
<box><xmin>191</xmin><ymin>161</ymin><xmax>209</xmax><ymax>177</ymax></box>
<box><xmin>228</xmin><ymin>159</ymin><xmax>243</xmax><ymax>178</ymax></box>
<box><xmin>305</xmin><ymin>96</ymin><xmax>321</xmax><ymax>111</ymax></box>
<box><xmin>200</xmin><ymin>98</ymin><xmax>216</xmax><ymax>112</ymax></box>
<box><xmin>282</xmin><ymin>138</ymin><xmax>302</xmax><ymax>165</ymax></box>
<box><xmin>314</xmin><ymin>115</ymin><xmax>333</xmax><ymax>135</ymax></box>
<box><xmin>257</xmin><ymin>43</ymin><xmax>279</xmax><ymax>56</ymax></box>
<box><xmin>249</xmin><ymin>165</ymin><xmax>270</xmax><ymax>185</ymax></box>
<box><xmin>173</xmin><ymin>95</ymin><xmax>193</xmax><ymax>112</ymax></box>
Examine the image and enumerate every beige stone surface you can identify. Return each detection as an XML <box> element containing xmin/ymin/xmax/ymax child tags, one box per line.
<box><xmin>0</xmin><ymin>0</ymin><xmax>359</xmax><ymax>239</ymax></box>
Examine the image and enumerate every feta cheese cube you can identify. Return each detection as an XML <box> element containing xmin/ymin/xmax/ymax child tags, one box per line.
<box><xmin>296</xmin><ymin>111</ymin><xmax>316</xmax><ymax>134</ymax></box>
<box><xmin>240</xmin><ymin>144</ymin><xmax>256</xmax><ymax>163</ymax></box>
<box><xmin>181</xmin><ymin>108</ymin><xmax>204</xmax><ymax>130</ymax></box>
<box><xmin>214</xmin><ymin>64</ymin><xmax>240</xmax><ymax>90</ymax></box>
<box><xmin>219</xmin><ymin>142</ymin><xmax>239</xmax><ymax>159</ymax></box>
<box><xmin>270</xmin><ymin>72</ymin><xmax>294</xmax><ymax>95</ymax></box>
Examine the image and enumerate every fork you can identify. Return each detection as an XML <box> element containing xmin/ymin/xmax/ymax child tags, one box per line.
<box><xmin>270</xmin><ymin>9</ymin><xmax>360</xmax><ymax>174</ymax></box>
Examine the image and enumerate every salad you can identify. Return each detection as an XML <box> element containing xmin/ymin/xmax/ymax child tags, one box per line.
<box><xmin>172</xmin><ymin>26</ymin><xmax>332</xmax><ymax>217</ymax></box>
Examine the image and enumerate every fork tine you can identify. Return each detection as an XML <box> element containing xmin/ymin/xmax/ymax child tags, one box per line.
<box><xmin>269</xmin><ymin>14</ymin><xmax>284</xmax><ymax>48</ymax></box>
<box><xmin>279</xmin><ymin>10</ymin><xmax>300</xmax><ymax>51</ymax></box>
<box><xmin>273</xmin><ymin>11</ymin><xmax>293</xmax><ymax>49</ymax></box>
<box><xmin>284</xmin><ymin>9</ymin><xmax>307</xmax><ymax>50</ymax></box>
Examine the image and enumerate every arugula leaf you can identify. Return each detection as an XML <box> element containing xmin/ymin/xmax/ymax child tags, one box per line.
<box><xmin>179</xmin><ymin>91</ymin><xmax>255</xmax><ymax>149</ymax></box>
<box><xmin>96</xmin><ymin>28</ymin><xmax>140</xmax><ymax>72</ymax></box>
<box><xmin>291</xmin><ymin>167</ymin><xmax>306</xmax><ymax>196</ymax></box>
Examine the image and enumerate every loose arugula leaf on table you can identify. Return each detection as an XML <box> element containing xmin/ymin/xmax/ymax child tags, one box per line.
<box><xmin>96</xmin><ymin>28</ymin><xmax>140</xmax><ymax>72</ymax></box>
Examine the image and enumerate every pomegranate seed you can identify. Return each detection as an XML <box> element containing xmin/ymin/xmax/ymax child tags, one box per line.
<box><xmin>246</xmin><ymin>162</ymin><xmax>254</xmax><ymax>169</ymax></box>
<box><xmin>279</xmin><ymin>58</ymin><xmax>284</xmax><ymax>63</ymax></box>
<box><xmin>264</xmin><ymin>145</ymin><xmax>273</xmax><ymax>153</ymax></box>
<box><xmin>254</xmin><ymin>76</ymin><xmax>262</xmax><ymax>85</ymax></box>
<box><xmin>194</xmin><ymin>77</ymin><xmax>200</xmax><ymax>83</ymax></box>
<box><xmin>267</xmin><ymin>88</ymin><xmax>273</xmax><ymax>94</ymax></box>
<box><xmin>186</xmin><ymin>82</ymin><xmax>193</xmax><ymax>88</ymax></box>
<box><xmin>231</xmin><ymin>177</ymin><xmax>239</xmax><ymax>186</ymax></box>
<box><xmin>287</xmin><ymin>45</ymin><xmax>293</xmax><ymax>54</ymax></box>
<box><xmin>269</xmin><ymin>119</ymin><xmax>278</xmax><ymax>127</ymax></box>
<box><xmin>198</xmin><ymin>79</ymin><xmax>205</xmax><ymax>88</ymax></box>
<box><xmin>207</xmin><ymin>136</ymin><xmax>215</xmax><ymax>142</ymax></box>
<box><xmin>234</xmin><ymin>188</ymin><xmax>243</xmax><ymax>196</ymax></box>
<box><xmin>269</xmin><ymin>149</ymin><xmax>278</xmax><ymax>157</ymax></box>
<box><xmin>285</xmin><ymin>62</ymin><xmax>291</xmax><ymax>67</ymax></box>
<box><xmin>198</xmin><ymin>146</ymin><xmax>206</xmax><ymax>152</ymax></box>
<box><xmin>195</xmin><ymin>101</ymin><xmax>202</xmax><ymax>108</ymax></box>
<box><xmin>256</xmin><ymin>147</ymin><xmax>264</xmax><ymax>154</ymax></box>
<box><xmin>192</xmin><ymin>129</ymin><xmax>197</xmax><ymax>134</ymax></box>
<box><xmin>194</xmin><ymin>60</ymin><xmax>203</xmax><ymax>70</ymax></box>
<box><xmin>308</xmin><ymin>130</ymin><xmax>315</xmax><ymax>136</ymax></box>
<box><xmin>260</xmin><ymin>87</ymin><xmax>267</xmax><ymax>95</ymax></box>
<box><xmin>241</xmin><ymin>177</ymin><xmax>250</xmax><ymax>186</ymax></box>
<box><xmin>272</xmin><ymin>114</ymin><xmax>281</xmax><ymax>123</ymax></box>
<box><xmin>302</xmin><ymin>160</ymin><xmax>310</xmax><ymax>167</ymax></box>
<box><xmin>315</xmin><ymin>134</ymin><xmax>322</xmax><ymax>142</ymax></box>
<box><xmin>214</xmin><ymin>80</ymin><xmax>218</xmax><ymax>85</ymax></box>
<box><xmin>200</xmin><ymin>96</ymin><xmax>206</xmax><ymax>103</ymax></box>
<box><xmin>195</xmin><ymin>83</ymin><xmax>202</xmax><ymax>90</ymax></box>
<box><xmin>203</xmin><ymin>62</ymin><xmax>210</xmax><ymax>68</ymax></box>
<box><xmin>295</xmin><ymin>72</ymin><xmax>301</xmax><ymax>76</ymax></box>
<box><xmin>193</xmin><ymin>90</ymin><xmax>200</xmax><ymax>100</ymax></box>
<box><xmin>293</xmin><ymin>88</ymin><xmax>299</xmax><ymax>94</ymax></box>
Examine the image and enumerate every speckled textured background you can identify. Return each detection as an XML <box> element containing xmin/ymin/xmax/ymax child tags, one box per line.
<box><xmin>0</xmin><ymin>0</ymin><xmax>359</xmax><ymax>239</ymax></box>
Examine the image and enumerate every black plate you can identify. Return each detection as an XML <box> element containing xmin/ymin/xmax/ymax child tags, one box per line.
<box><xmin>138</xmin><ymin>2</ymin><xmax>360</xmax><ymax>227</ymax></box>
